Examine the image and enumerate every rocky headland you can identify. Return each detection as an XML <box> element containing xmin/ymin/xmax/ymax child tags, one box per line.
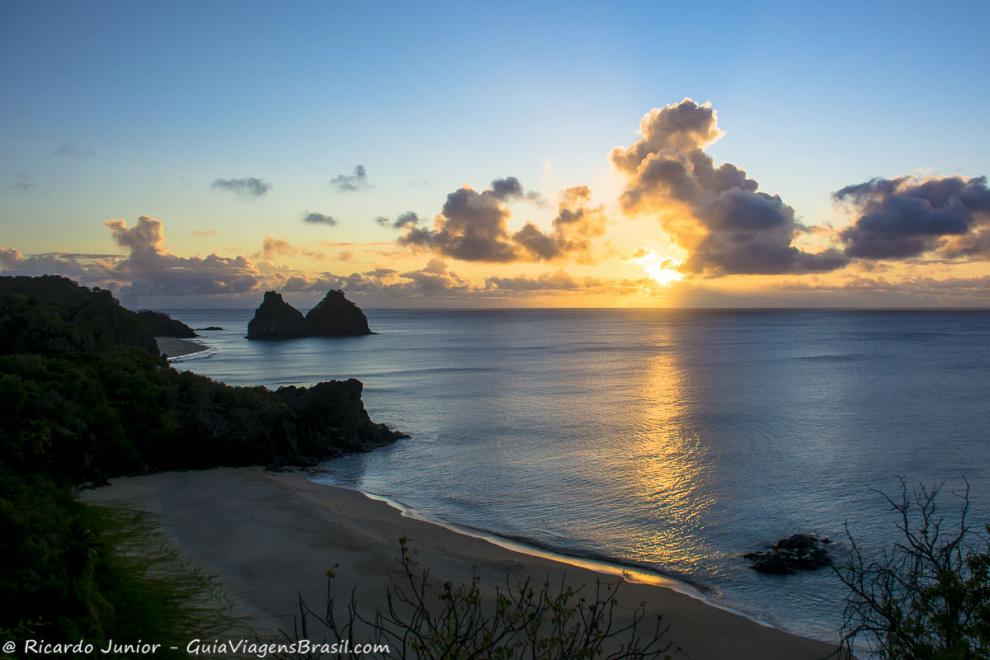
<box><xmin>136</xmin><ymin>309</ymin><xmax>198</xmax><ymax>338</ymax></box>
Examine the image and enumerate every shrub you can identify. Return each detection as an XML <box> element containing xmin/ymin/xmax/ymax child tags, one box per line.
<box><xmin>286</xmin><ymin>538</ymin><xmax>671</xmax><ymax>659</ymax></box>
<box><xmin>836</xmin><ymin>479</ymin><xmax>990</xmax><ymax>658</ymax></box>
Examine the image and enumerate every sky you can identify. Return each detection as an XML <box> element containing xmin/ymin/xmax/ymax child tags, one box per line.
<box><xmin>2</xmin><ymin>0</ymin><xmax>989</xmax><ymax>308</ymax></box>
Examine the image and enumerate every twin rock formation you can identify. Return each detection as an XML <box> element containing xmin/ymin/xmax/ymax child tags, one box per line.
<box><xmin>247</xmin><ymin>290</ymin><xmax>371</xmax><ymax>340</ymax></box>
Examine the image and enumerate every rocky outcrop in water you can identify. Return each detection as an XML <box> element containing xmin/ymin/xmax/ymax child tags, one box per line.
<box><xmin>304</xmin><ymin>290</ymin><xmax>372</xmax><ymax>336</ymax></box>
<box><xmin>246</xmin><ymin>291</ymin><xmax>307</xmax><ymax>339</ymax></box>
<box><xmin>246</xmin><ymin>289</ymin><xmax>371</xmax><ymax>339</ymax></box>
<box><xmin>137</xmin><ymin>310</ymin><xmax>197</xmax><ymax>338</ymax></box>
<box><xmin>744</xmin><ymin>533</ymin><xmax>833</xmax><ymax>574</ymax></box>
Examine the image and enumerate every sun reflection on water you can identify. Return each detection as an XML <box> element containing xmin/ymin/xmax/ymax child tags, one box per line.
<box><xmin>623</xmin><ymin>332</ymin><xmax>718</xmax><ymax>572</ymax></box>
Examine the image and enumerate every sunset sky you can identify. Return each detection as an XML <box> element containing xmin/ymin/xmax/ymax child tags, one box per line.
<box><xmin>2</xmin><ymin>1</ymin><xmax>989</xmax><ymax>308</ymax></box>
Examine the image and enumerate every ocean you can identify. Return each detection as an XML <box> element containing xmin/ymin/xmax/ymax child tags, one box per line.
<box><xmin>163</xmin><ymin>307</ymin><xmax>990</xmax><ymax>642</ymax></box>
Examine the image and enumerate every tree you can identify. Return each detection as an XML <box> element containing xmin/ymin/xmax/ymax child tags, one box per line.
<box><xmin>835</xmin><ymin>479</ymin><xmax>990</xmax><ymax>659</ymax></box>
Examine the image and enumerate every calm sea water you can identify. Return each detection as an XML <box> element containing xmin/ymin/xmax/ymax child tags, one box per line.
<box><xmin>164</xmin><ymin>308</ymin><xmax>990</xmax><ymax>641</ymax></box>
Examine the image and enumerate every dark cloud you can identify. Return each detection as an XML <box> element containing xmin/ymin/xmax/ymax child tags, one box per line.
<box><xmin>376</xmin><ymin>211</ymin><xmax>421</xmax><ymax>229</ymax></box>
<box><xmin>614</xmin><ymin>98</ymin><xmax>848</xmax><ymax>275</ymax></box>
<box><xmin>397</xmin><ymin>178</ymin><xmax>588</xmax><ymax>262</ymax></box>
<box><xmin>684</xmin><ymin>190</ymin><xmax>849</xmax><ymax>275</ymax></box>
<box><xmin>11</xmin><ymin>173</ymin><xmax>33</xmax><ymax>191</ymax></box>
<box><xmin>211</xmin><ymin>177</ymin><xmax>272</xmax><ymax>198</ymax></box>
<box><xmin>302</xmin><ymin>212</ymin><xmax>339</xmax><ymax>226</ymax></box>
<box><xmin>53</xmin><ymin>142</ymin><xmax>95</xmax><ymax>159</ymax></box>
<box><xmin>512</xmin><ymin>186</ymin><xmax>607</xmax><ymax>261</ymax></box>
<box><xmin>330</xmin><ymin>165</ymin><xmax>371</xmax><ymax>192</ymax></box>
<box><xmin>835</xmin><ymin>176</ymin><xmax>990</xmax><ymax>260</ymax></box>
<box><xmin>489</xmin><ymin>176</ymin><xmax>525</xmax><ymax>200</ymax></box>
<box><xmin>399</xmin><ymin>181</ymin><xmax>522</xmax><ymax>261</ymax></box>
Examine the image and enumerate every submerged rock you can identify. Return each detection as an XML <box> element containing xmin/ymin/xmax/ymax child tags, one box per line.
<box><xmin>744</xmin><ymin>533</ymin><xmax>833</xmax><ymax>574</ymax></box>
<box><xmin>246</xmin><ymin>291</ymin><xmax>307</xmax><ymax>339</ymax></box>
<box><xmin>304</xmin><ymin>290</ymin><xmax>372</xmax><ymax>336</ymax></box>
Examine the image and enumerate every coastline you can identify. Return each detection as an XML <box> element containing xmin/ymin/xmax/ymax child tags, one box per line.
<box><xmin>155</xmin><ymin>336</ymin><xmax>209</xmax><ymax>360</ymax></box>
<box><xmin>81</xmin><ymin>467</ymin><xmax>837</xmax><ymax>659</ymax></box>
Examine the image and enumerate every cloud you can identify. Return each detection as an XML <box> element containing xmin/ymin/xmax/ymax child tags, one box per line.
<box><xmin>259</xmin><ymin>237</ymin><xmax>296</xmax><ymax>260</ymax></box>
<box><xmin>280</xmin><ymin>258</ymin><xmax>470</xmax><ymax>298</ymax></box>
<box><xmin>0</xmin><ymin>248</ymin><xmax>114</xmax><ymax>282</ymax></box>
<box><xmin>11</xmin><ymin>173</ymin><xmax>33</xmax><ymax>191</ymax></box>
<box><xmin>376</xmin><ymin>211</ymin><xmax>421</xmax><ymax>229</ymax></box>
<box><xmin>613</xmin><ymin>98</ymin><xmax>848</xmax><ymax>275</ymax></box>
<box><xmin>53</xmin><ymin>142</ymin><xmax>95</xmax><ymax>159</ymax></box>
<box><xmin>211</xmin><ymin>177</ymin><xmax>272</xmax><ymax>198</ymax></box>
<box><xmin>399</xmin><ymin>180</ymin><xmax>522</xmax><ymax>261</ymax></box>
<box><xmin>485</xmin><ymin>269</ymin><xmax>592</xmax><ymax>291</ymax></box>
<box><xmin>835</xmin><ymin>176</ymin><xmax>990</xmax><ymax>260</ymax></box>
<box><xmin>105</xmin><ymin>216</ymin><xmax>260</xmax><ymax>297</ymax></box>
<box><xmin>330</xmin><ymin>165</ymin><xmax>371</xmax><ymax>192</ymax></box>
<box><xmin>302</xmin><ymin>212</ymin><xmax>339</xmax><ymax>226</ymax></box>
<box><xmin>512</xmin><ymin>186</ymin><xmax>607</xmax><ymax>261</ymax></box>
<box><xmin>396</xmin><ymin>177</ymin><xmax>563</xmax><ymax>262</ymax></box>
<box><xmin>255</xmin><ymin>236</ymin><xmax>327</xmax><ymax>261</ymax></box>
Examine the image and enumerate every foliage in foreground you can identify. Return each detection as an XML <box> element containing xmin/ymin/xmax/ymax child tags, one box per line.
<box><xmin>286</xmin><ymin>538</ymin><xmax>671</xmax><ymax>660</ymax></box>
<box><xmin>836</xmin><ymin>479</ymin><xmax>990</xmax><ymax>659</ymax></box>
<box><xmin>0</xmin><ymin>496</ymin><xmax>237</xmax><ymax>655</ymax></box>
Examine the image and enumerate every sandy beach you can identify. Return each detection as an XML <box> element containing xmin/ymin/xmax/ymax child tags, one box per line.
<box><xmin>81</xmin><ymin>467</ymin><xmax>837</xmax><ymax>659</ymax></box>
<box><xmin>155</xmin><ymin>336</ymin><xmax>208</xmax><ymax>359</ymax></box>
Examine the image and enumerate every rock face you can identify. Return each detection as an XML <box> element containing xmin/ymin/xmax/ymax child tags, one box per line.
<box><xmin>304</xmin><ymin>290</ymin><xmax>372</xmax><ymax>336</ymax></box>
<box><xmin>744</xmin><ymin>533</ymin><xmax>833</xmax><ymax>574</ymax></box>
<box><xmin>275</xmin><ymin>379</ymin><xmax>406</xmax><ymax>456</ymax></box>
<box><xmin>137</xmin><ymin>310</ymin><xmax>197</xmax><ymax>338</ymax></box>
<box><xmin>246</xmin><ymin>289</ymin><xmax>371</xmax><ymax>340</ymax></box>
<box><xmin>246</xmin><ymin>291</ymin><xmax>307</xmax><ymax>339</ymax></box>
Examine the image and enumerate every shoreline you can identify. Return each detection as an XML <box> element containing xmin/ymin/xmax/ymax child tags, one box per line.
<box><xmin>314</xmin><ymin>477</ymin><xmax>804</xmax><ymax>634</ymax></box>
<box><xmin>81</xmin><ymin>467</ymin><xmax>837</xmax><ymax>659</ymax></box>
<box><xmin>155</xmin><ymin>336</ymin><xmax>210</xmax><ymax>360</ymax></box>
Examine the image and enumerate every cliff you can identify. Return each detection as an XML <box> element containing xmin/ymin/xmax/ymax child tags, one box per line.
<box><xmin>246</xmin><ymin>291</ymin><xmax>307</xmax><ymax>339</ymax></box>
<box><xmin>136</xmin><ymin>310</ymin><xmax>197</xmax><ymax>338</ymax></box>
<box><xmin>0</xmin><ymin>276</ymin><xmax>404</xmax><ymax>479</ymax></box>
<box><xmin>304</xmin><ymin>289</ymin><xmax>372</xmax><ymax>336</ymax></box>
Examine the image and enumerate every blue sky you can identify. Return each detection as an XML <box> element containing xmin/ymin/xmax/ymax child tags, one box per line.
<box><xmin>2</xmin><ymin>1</ymin><xmax>989</xmax><ymax>307</ymax></box>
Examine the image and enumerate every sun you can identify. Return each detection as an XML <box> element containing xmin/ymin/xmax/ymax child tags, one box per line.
<box><xmin>633</xmin><ymin>251</ymin><xmax>684</xmax><ymax>286</ymax></box>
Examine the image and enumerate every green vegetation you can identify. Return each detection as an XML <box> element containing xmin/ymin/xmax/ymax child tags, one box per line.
<box><xmin>0</xmin><ymin>275</ymin><xmax>399</xmax><ymax>651</ymax></box>
<box><xmin>836</xmin><ymin>479</ymin><xmax>990</xmax><ymax>658</ymax></box>
<box><xmin>288</xmin><ymin>538</ymin><xmax>671</xmax><ymax>659</ymax></box>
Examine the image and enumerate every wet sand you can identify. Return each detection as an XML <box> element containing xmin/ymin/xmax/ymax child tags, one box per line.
<box><xmin>81</xmin><ymin>467</ymin><xmax>838</xmax><ymax>659</ymax></box>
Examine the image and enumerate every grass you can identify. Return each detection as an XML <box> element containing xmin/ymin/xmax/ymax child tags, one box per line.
<box><xmin>80</xmin><ymin>505</ymin><xmax>250</xmax><ymax>658</ymax></box>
